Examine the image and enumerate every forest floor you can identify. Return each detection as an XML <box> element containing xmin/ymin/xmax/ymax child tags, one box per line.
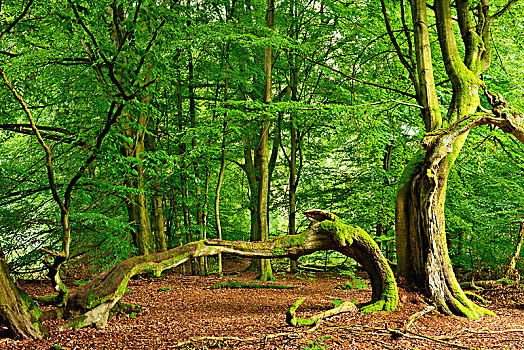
<box><xmin>3</xmin><ymin>256</ymin><xmax>524</xmax><ymax>350</ymax></box>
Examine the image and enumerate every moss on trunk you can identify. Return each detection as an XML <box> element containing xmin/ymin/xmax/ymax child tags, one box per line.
<box><xmin>0</xmin><ymin>248</ymin><xmax>43</xmax><ymax>339</ymax></box>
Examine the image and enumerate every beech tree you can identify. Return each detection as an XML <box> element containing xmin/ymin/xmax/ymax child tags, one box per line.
<box><xmin>389</xmin><ymin>0</ymin><xmax>524</xmax><ymax>317</ymax></box>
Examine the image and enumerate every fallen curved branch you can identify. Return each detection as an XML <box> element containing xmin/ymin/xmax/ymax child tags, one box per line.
<box><xmin>286</xmin><ymin>297</ymin><xmax>358</xmax><ymax>327</ymax></box>
<box><xmin>62</xmin><ymin>210</ymin><xmax>398</xmax><ymax>328</ymax></box>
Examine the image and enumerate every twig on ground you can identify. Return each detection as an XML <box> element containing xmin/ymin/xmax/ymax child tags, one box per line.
<box><xmin>176</xmin><ymin>329</ymin><xmax>311</xmax><ymax>348</ymax></box>
<box><xmin>403</xmin><ymin>330</ymin><xmax>474</xmax><ymax>350</ymax></box>
<box><xmin>174</xmin><ymin>336</ymin><xmax>253</xmax><ymax>348</ymax></box>
<box><xmin>466</xmin><ymin>328</ymin><xmax>524</xmax><ymax>334</ymax></box>
<box><xmin>401</xmin><ymin>305</ymin><xmax>435</xmax><ymax>332</ymax></box>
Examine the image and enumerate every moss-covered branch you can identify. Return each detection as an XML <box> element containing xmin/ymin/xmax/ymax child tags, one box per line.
<box><xmin>286</xmin><ymin>297</ymin><xmax>357</xmax><ymax>327</ymax></box>
<box><xmin>63</xmin><ymin>210</ymin><xmax>398</xmax><ymax>329</ymax></box>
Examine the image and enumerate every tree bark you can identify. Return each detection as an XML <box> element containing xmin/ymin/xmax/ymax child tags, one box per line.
<box><xmin>505</xmin><ymin>221</ymin><xmax>524</xmax><ymax>279</ymax></box>
<box><xmin>397</xmin><ymin>92</ymin><xmax>524</xmax><ymax>317</ymax></box>
<box><xmin>394</xmin><ymin>0</ymin><xmax>514</xmax><ymax>319</ymax></box>
<box><xmin>62</xmin><ymin>211</ymin><xmax>398</xmax><ymax>329</ymax></box>
<box><xmin>252</xmin><ymin>0</ymin><xmax>276</xmax><ymax>281</ymax></box>
<box><xmin>215</xmin><ymin>121</ymin><xmax>227</xmax><ymax>277</ymax></box>
<box><xmin>146</xmin><ymin>125</ymin><xmax>167</xmax><ymax>253</ymax></box>
<box><xmin>288</xmin><ymin>42</ymin><xmax>300</xmax><ymax>274</ymax></box>
<box><xmin>0</xmin><ymin>246</ymin><xmax>42</xmax><ymax>339</ymax></box>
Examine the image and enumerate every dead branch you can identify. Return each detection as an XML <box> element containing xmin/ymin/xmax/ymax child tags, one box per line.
<box><xmin>63</xmin><ymin>214</ymin><xmax>398</xmax><ymax>329</ymax></box>
<box><xmin>286</xmin><ymin>297</ymin><xmax>358</xmax><ymax>327</ymax></box>
<box><xmin>400</xmin><ymin>305</ymin><xmax>435</xmax><ymax>332</ymax></box>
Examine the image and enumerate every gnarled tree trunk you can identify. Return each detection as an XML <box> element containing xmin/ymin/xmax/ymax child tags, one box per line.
<box><xmin>391</xmin><ymin>0</ymin><xmax>521</xmax><ymax>319</ymax></box>
<box><xmin>397</xmin><ymin>89</ymin><xmax>524</xmax><ymax>318</ymax></box>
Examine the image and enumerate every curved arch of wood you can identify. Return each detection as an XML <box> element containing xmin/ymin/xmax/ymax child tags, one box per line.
<box><xmin>62</xmin><ymin>212</ymin><xmax>398</xmax><ymax>329</ymax></box>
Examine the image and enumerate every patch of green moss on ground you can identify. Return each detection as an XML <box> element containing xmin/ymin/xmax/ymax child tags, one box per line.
<box><xmin>36</xmin><ymin>294</ymin><xmax>57</xmax><ymax>303</ymax></box>
<box><xmin>213</xmin><ymin>280</ymin><xmax>296</xmax><ymax>289</ymax></box>
<box><xmin>110</xmin><ymin>301</ymin><xmax>142</xmax><ymax>317</ymax></box>
<box><xmin>68</xmin><ymin>316</ymin><xmax>86</xmax><ymax>329</ymax></box>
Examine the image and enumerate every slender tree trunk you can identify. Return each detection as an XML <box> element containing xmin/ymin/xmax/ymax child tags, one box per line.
<box><xmin>252</xmin><ymin>0</ymin><xmax>276</xmax><ymax>281</ymax></box>
<box><xmin>200</xmin><ymin>168</ymin><xmax>210</xmax><ymax>275</ymax></box>
<box><xmin>214</xmin><ymin>73</ymin><xmax>228</xmax><ymax>277</ymax></box>
<box><xmin>288</xmin><ymin>42</ymin><xmax>299</xmax><ymax>273</ymax></box>
<box><xmin>187</xmin><ymin>48</ymin><xmax>207</xmax><ymax>275</ymax></box>
<box><xmin>215</xmin><ymin>123</ymin><xmax>227</xmax><ymax>277</ymax></box>
<box><xmin>151</xmin><ymin>188</ymin><xmax>167</xmax><ymax>252</ymax></box>
<box><xmin>375</xmin><ymin>143</ymin><xmax>393</xmax><ymax>251</ymax></box>
<box><xmin>146</xmin><ymin>126</ymin><xmax>167</xmax><ymax>253</ymax></box>
<box><xmin>506</xmin><ymin>221</ymin><xmax>524</xmax><ymax>279</ymax></box>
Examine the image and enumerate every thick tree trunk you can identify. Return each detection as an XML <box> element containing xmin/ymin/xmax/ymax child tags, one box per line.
<box><xmin>396</xmin><ymin>96</ymin><xmax>524</xmax><ymax>318</ymax></box>
<box><xmin>0</xmin><ymin>247</ymin><xmax>42</xmax><ymax>339</ymax></box>
<box><xmin>121</xmin><ymin>96</ymin><xmax>155</xmax><ymax>256</ymax></box>
<box><xmin>63</xmin><ymin>211</ymin><xmax>397</xmax><ymax>329</ymax></box>
<box><xmin>393</xmin><ymin>0</ymin><xmax>517</xmax><ymax>319</ymax></box>
<box><xmin>251</xmin><ymin>0</ymin><xmax>276</xmax><ymax>282</ymax></box>
<box><xmin>151</xmin><ymin>190</ymin><xmax>167</xmax><ymax>252</ymax></box>
<box><xmin>124</xmin><ymin>168</ymin><xmax>154</xmax><ymax>256</ymax></box>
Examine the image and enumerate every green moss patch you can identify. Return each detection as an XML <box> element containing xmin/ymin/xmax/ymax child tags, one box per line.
<box><xmin>212</xmin><ymin>280</ymin><xmax>296</xmax><ymax>289</ymax></box>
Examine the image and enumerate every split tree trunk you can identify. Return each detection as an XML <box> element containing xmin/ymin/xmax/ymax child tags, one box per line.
<box><xmin>392</xmin><ymin>0</ymin><xmax>521</xmax><ymax>319</ymax></box>
<box><xmin>63</xmin><ymin>211</ymin><xmax>398</xmax><ymax>329</ymax></box>
<box><xmin>396</xmin><ymin>94</ymin><xmax>524</xmax><ymax>318</ymax></box>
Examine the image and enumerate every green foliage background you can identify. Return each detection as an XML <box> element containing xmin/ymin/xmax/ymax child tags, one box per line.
<box><xmin>0</xmin><ymin>0</ymin><xmax>523</xmax><ymax>280</ymax></box>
